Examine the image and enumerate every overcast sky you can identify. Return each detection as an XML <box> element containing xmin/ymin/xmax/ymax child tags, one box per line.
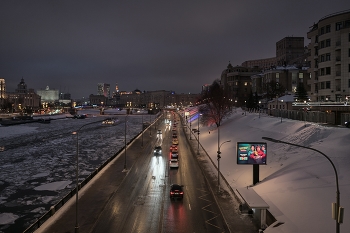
<box><xmin>1</xmin><ymin>1</ymin><xmax>350</xmax><ymax>99</ymax></box>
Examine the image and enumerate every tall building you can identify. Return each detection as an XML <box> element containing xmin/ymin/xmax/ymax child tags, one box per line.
<box><xmin>0</xmin><ymin>78</ymin><xmax>6</xmax><ymax>109</ymax></box>
<box><xmin>7</xmin><ymin>78</ymin><xmax>41</xmax><ymax>112</ymax></box>
<box><xmin>97</xmin><ymin>83</ymin><xmax>111</xmax><ymax>97</ymax></box>
<box><xmin>276</xmin><ymin>37</ymin><xmax>305</xmax><ymax>66</ymax></box>
<box><xmin>307</xmin><ymin>9</ymin><xmax>350</xmax><ymax>102</ymax></box>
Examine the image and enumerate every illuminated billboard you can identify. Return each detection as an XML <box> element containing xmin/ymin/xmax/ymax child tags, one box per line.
<box><xmin>237</xmin><ymin>142</ymin><xmax>267</xmax><ymax>165</ymax></box>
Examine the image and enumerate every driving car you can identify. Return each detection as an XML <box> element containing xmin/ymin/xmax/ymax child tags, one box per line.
<box><xmin>171</xmin><ymin>151</ymin><xmax>178</xmax><ymax>159</ymax></box>
<box><xmin>172</xmin><ymin>138</ymin><xmax>179</xmax><ymax>145</ymax></box>
<box><xmin>169</xmin><ymin>159</ymin><xmax>179</xmax><ymax>168</ymax></box>
<box><xmin>170</xmin><ymin>145</ymin><xmax>178</xmax><ymax>151</ymax></box>
<box><xmin>170</xmin><ymin>184</ymin><xmax>183</xmax><ymax>200</ymax></box>
<box><xmin>154</xmin><ymin>146</ymin><xmax>162</xmax><ymax>155</ymax></box>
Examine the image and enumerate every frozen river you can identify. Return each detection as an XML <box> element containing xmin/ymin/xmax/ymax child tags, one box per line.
<box><xmin>0</xmin><ymin>109</ymin><xmax>155</xmax><ymax>232</ymax></box>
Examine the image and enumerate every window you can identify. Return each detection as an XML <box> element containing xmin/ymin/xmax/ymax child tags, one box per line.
<box><xmin>321</xmin><ymin>55</ymin><xmax>325</xmax><ymax>62</ymax></box>
<box><xmin>326</xmin><ymin>53</ymin><xmax>331</xmax><ymax>61</ymax></box>
<box><xmin>326</xmin><ymin>81</ymin><xmax>331</xmax><ymax>89</ymax></box>
<box><xmin>298</xmin><ymin>73</ymin><xmax>303</xmax><ymax>83</ymax></box>
<box><xmin>326</xmin><ymin>25</ymin><xmax>331</xmax><ymax>33</ymax></box>
<box><xmin>276</xmin><ymin>73</ymin><xmax>279</xmax><ymax>78</ymax></box>
<box><xmin>320</xmin><ymin>41</ymin><xmax>325</xmax><ymax>48</ymax></box>
<box><xmin>320</xmin><ymin>68</ymin><xmax>325</xmax><ymax>76</ymax></box>
<box><xmin>326</xmin><ymin>67</ymin><xmax>331</xmax><ymax>75</ymax></box>
<box><xmin>244</xmin><ymin>82</ymin><xmax>247</xmax><ymax>86</ymax></box>
<box><xmin>336</xmin><ymin>22</ymin><xmax>343</xmax><ymax>31</ymax></box>
<box><xmin>320</xmin><ymin>27</ymin><xmax>324</xmax><ymax>35</ymax></box>
<box><xmin>326</xmin><ymin>39</ymin><xmax>331</xmax><ymax>47</ymax></box>
<box><xmin>320</xmin><ymin>82</ymin><xmax>325</xmax><ymax>89</ymax></box>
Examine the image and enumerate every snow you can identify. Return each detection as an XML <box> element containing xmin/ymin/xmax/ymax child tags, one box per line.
<box><xmin>1</xmin><ymin>107</ymin><xmax>349</xmax><ymax>232</ymax></box>
<box><xmin>34</xmin><ymin>181</ymin><xmax>72</xmax><ymax>191</ymax></box>
<box><xmin>0</xmin><ymin>213</ymin><xmax>19</xmax><ymax>225</ymax></box>
<box><xmin>185</xmin><ymin>107</ymin><xmax>350</xmax><ymax>232</ymax></box>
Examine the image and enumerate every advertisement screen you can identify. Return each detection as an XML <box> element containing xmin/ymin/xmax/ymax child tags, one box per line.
<box><xmin>237</xmin><ymin>142</ymin><xmax>267</xmax><ymax>165</ymax></box>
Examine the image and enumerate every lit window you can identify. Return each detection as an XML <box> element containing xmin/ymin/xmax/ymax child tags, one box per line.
<box><xmin>244</xmin><ymin>82</ymin><xmax>247</xmax><ymax>86</ymax></box>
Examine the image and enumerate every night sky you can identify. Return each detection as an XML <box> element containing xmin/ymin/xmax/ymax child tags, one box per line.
<box><xmin>1</xmin><ymin>1</ymin><xmax>350</xmax><ymax>99</ymax></box>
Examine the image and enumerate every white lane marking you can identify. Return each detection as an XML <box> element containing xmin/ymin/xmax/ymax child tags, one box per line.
<box><xmin>189</xmin><ymin>204</ymin><xmax>191</xmax><ymax>210</ymax></box>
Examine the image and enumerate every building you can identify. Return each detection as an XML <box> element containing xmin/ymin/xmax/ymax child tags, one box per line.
<box><xmin>7</xmin><ymin>78</ymin><xmax>41</xmax><ymax>112</ymax></box>
<box><xmin>0</xmin><ymin>78</ymin><xmax>6</xmax><ymax>109</ymax></box>
<box><xmin>242</xmin><ymin>36</ymin><xmax>307</xmax><ymax>69</ymax></box>
<box><xmin>220</xmin><ymin>62</ymin><xmax>261</xmax><ymax>107</ymax></box>
<box><xmin>36</xmin><ymin>86</ymin><xmax>59</xmax><ymax>103</ymax></box>
<box><xmin>276</xmin><ymin>37</ymin><xmax>305</xmax><ymax>66</ymax></box>
<box><xmin>97</xmin><ymin>83</ymin><xmax>111</xmax><ymax>97</ymax></box>
<box><xmin>306</xmin><ymin>9</ymin><xmax>350</xmax><ymax>102</ymax></box>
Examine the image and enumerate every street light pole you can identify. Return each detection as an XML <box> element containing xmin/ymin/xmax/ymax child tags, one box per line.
<box><xmin>197</xmin><ymin>113</ymin><xmax>202</xmax><ymax>155</ymax></box>
<box><xmin>141</xmin><ymin>114</ymin><xmax>143</xmax><ymax>148</ymax></box>
<box><xmin>72</xmin><ymin>119</ymin><xmax>105</xmax><ymax>233</ymax></box>
<box><xmin>217</xmin><ymin>124</ymin><xmax>231</xmax><ymax>193</ymax></box>
<box><xmin>262</xmin><ymin>136</ymin><xmax>342</xmax><ymax>233</ymax></box>
<box><xmin>123</xmin><ymin>115</ymin><xmax>127</xmax><ymax>171</ymax></box>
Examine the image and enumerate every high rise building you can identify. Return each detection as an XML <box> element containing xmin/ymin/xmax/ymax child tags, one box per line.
<box><xmin>97</xmin><ymin>83</ymin><xmax>111</xmax><ymax>97</ymax></box>
<box><xmin>307</xmin><ymin>9</ymin><xmax>350</xmax><ymax>102</ymax></box>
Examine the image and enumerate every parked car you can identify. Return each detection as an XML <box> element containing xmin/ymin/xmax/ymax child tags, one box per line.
<box><xmin>170</xmin><ymin>184</ymin><xmax>183</xmax><ymax>200</ymax></box>
<box><xmin>73</xmin><ymin>114</ymin><xmax>87</xmax><ymax>119</ymax></box>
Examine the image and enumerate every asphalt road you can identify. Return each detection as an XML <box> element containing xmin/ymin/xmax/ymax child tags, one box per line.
<box><xmin>35</xmin><ymin>111</ymin><xmax>258</xmax><ymax>233</ymax></box>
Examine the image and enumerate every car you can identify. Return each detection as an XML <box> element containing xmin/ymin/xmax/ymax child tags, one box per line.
<box><xmin>170</xmin><ymin>145</ymin><xmax>178</xmax><ymax>151</ymax></box>
<box><xmin>154</xmin><ymin>146</ymin><xmax>162</xmax><ymax>155</ymax></box>
<box><xmin>172</xmin><ymin>138</ymin><xmax>179</xmax><ymax>145</ymax></box>
<box><xmin>157</xmin><ymin>129</ymin><xmax>162</xmax><ymax>134</ymax></box>
<box><xmin>170</xmin><ymin>184</ymin><xmax>183</xmax><ymax>199</ymax></box>
<box><xmin>171</xmin><ymin>151</ymin><xmax>178</xmax><ymax>159</ymax></box>
<box><xmin>169</xmin><ymin>159</ymin><xmax>179</xmax><ymax>168</ymax></box>
<box><xmin>102</xmin><ymin>118</ymin><xmax>116</xmax><ymax>125</ymax></box>
<box><xmin>345</xmin><ymin>121</ymin><xmax>350</xmax><ymax>128</ymax></box>
<box><xmin>73</xmin><ymin>114</ymin><xmax>87</xmax><ymax>119</ymax></box>
<box><xmin>172</xmin><ymin>133</ymin><xmax>177</xmax><ymax>138</ymax></box>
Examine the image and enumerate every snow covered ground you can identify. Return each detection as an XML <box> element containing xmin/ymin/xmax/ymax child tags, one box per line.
<box><xmin>0</xmin><ymin>109</ymin><xmax>154</xmax><ymax>232</ymax></box>
<box><xmin>185</xmin><ymin>107</ymin><xmax>350</xmax><ymax>233</ymax></box>
<box><xmin>1</xmin><ymin>107</ymin><xmax>349</xmax><ymax>232</ymax></box>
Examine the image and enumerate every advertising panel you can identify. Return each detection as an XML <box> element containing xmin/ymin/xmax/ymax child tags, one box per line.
<box><xmin>237</xmin><ymin>142</ymin><xmax>267</xmax><ymax>165</ymax></box>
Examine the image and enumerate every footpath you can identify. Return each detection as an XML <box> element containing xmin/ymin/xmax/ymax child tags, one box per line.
<box><xmin>32</xmin><ymin>113</ymin><xmax>259</xmax><ymax>233</ymax></box>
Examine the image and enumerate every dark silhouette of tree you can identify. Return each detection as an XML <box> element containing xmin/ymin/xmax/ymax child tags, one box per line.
<box><xmin>294</xmin><ymin>83</ymin><xmax>308</xmax><ymax>102</ymax></box>
<box><xmin>198</xmin><ymin>80</ymin><xmax>233</xmax><ymax>127</ymax></box>
<box><xmin>263</xmin><ymin>80</ymin><xmax>286</xmax><ymax>100</ymax></box>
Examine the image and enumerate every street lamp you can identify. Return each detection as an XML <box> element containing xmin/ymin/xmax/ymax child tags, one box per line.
<box><xmin>123</xmin><ymin>115</ymin><xmax>128</xmax><ymax>171</ymax></box>
<box><xmin>189</xmin><ymin>115</ymin><xmax>192</xmax><ymax>140</ymax></box>
<box><xmin>72</xmin><ymin>119</ymin><xmax>105</xmax><ymax>233</ymax></box>
<box><xmin>197</xmin><ymin>113</ymin><xmax>202</xmax><ymax>155</ymax></box>
<box><xmin>141</xmin><ymin>113</ymin><xmax>143</xmax><ymax>148</ymax></box>
<box><xmin>280</xmin><ymin>100</ymin><xmax>283</xmax><ymax>122</ymax></box>
<box><xmin>259</xmin><ymin>101</ymin><xmax>262</xmax><ymax>118</ymax></box>
<box><xmin>262</xmin><ymin>136</ymin><xmax>343</xmax><ymax>233</ymax></box>
<box><xmin>217</xmin><ymin>125</ymin><xmax>231</xmax><ymax>192</ymax></box>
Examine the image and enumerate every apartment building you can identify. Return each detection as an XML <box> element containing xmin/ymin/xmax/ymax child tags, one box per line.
<box><xmin>307</xmin><ymin>10</ymin><xmax>350</xmax><ymax>102</ymax></box>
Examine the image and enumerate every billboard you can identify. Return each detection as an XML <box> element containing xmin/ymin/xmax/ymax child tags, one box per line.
<box><xmin>237</xmin><ymin>142</ymin><xmax>267</xmax><ymax>165</ymax></box>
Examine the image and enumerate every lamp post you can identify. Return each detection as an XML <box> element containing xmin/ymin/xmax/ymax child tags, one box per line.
<box><xmin>189</xmin><ymin>115</ymin><xmax>192</xmax><ymax>140</ymax></box>
<box><xmin>123</xmin><ymin>115</ymin><xmax>128</xmax><ymax>171</ymax></box>
<box><xmin>259</xmin><ymin>101</ymin><xmax>261</xmax><ymax>118</ymax></box>
<box><xmin>217</xmin><ymin>125</ymin><xmax>231</xmax><ymax>192</ymax></box>
<box><xmin>280</xmin><ymin>100</ymin><xmax>283</xmax><ymax>123</ymax></box>
<box><xmin>141</xmin><ymin>113</ymin><xmax>143</xmax><ymax>148</ymax></box>
<box><xmin>72</xmin><ymin>119</ymin><xmax>105</xmax><ymax>233</ymax></box>
<box><xmin>262</xmin><ymin>136</ymin><xmax>342</xmax><ymax>233</ymax></box>
<box><xmin>197</xmin><ymin>113</ymin><xmax>202</xmax><ymax>155</ymax></box>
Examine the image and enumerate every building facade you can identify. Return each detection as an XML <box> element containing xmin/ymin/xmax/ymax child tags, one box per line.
<box><xmin>7</xmin><ymin>78</ymin><xmax>41</xmax><ymax>112</ymax></box>
<box><xmin>97</xmin><ymin>83</ymin><xmax>111</xmax><ymax>97</ymax></box>
<box><xmin>307</xmin><ymin>10</ymin><xmax>350</xmax><ymax>102</ymax></box>
<box><xmin>220</xmin><ymin>62</ymin><xmax>261</xmax><ymax>107</ymax></box>
<box><xmin>36</xmin><ymin>86</ymin><xmax>59</xmax><ymax>103</ymax></box>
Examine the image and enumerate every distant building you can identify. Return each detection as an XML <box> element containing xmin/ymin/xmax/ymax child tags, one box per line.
<box><xmin>7</xmin><ymin>78</ymin><xmax>41</xmax><ymax>112</ymax></box>
<box><xmin>242</xmin><ymin>36</ymin><xmax>307</xmax><ymax>69</ymax></box>
<box><xmin>37</xmin><ymin>86</ymin><xmax>59</xmax><ymax>103</ymax></box>
<box><xmin>0</xmin><ymin>78</ymin><xmax>6</xmax><ymax>108</ymax></box>
<box><xmin>220</xmin><ymin>62</ymin><xmax>261</xmax><ymax>107</ymax></box>
<box><xmin>97</xmin><ymin>83</ymin><xmax>111</xmax><ymax>97</ymax></box>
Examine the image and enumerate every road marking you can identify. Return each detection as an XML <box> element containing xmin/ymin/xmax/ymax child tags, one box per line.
<box><xmin>189</xmin><ymin>204</ymin><xmax>191</xmax><ymax>210</ymax></box>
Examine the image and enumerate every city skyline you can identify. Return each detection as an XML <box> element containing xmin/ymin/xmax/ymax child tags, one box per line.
<box><xmin>1</xmin><ymin>1</ymin><xmax>350</xmax><ymax>99</ymax></box>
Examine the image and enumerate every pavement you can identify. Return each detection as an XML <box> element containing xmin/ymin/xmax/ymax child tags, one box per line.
<box><xmin>33</xmin><ymin>114</ymin><xmax>259</xmax><ymax>233</ymax></box>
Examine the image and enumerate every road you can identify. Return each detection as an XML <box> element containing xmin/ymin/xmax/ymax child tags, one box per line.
<box><xmin>89</xmin><ymin>112</ymin><xmax>229</xmax><ymax>232</ymax></box>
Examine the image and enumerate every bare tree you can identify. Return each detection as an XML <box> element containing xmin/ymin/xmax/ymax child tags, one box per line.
<box><xmin>198</xmin><ymin>80</ymin><xmax>233</xmax><ymax>127</ymax></box>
